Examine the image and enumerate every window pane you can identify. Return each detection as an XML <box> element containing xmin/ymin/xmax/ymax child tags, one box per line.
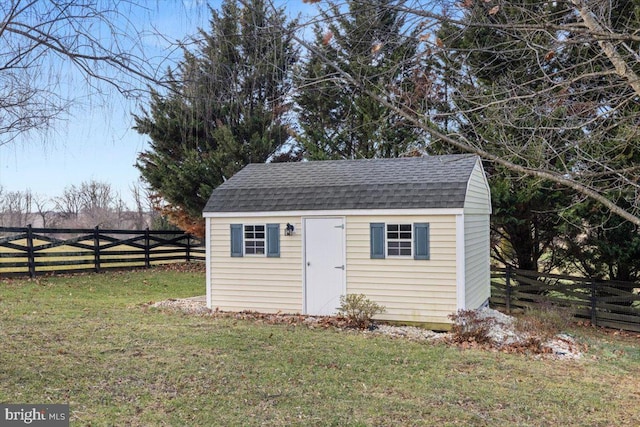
<box><xmin>244</xmin><ymin>224</ymin><xmax>266</xmax><ymax>256</ymax></box>
<box><xmin>386</xmin><ymin>224</ymin><xmax>412</xmax><ymax>257</ymax></box>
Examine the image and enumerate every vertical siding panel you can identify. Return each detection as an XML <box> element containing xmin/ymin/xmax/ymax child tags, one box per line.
<box><xmin>206</xmin><ymin>218</ymin><xmax>212</xmax><ymax>309</ymax></box>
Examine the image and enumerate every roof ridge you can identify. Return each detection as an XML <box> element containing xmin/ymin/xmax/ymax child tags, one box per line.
<box><xmin>243</xmin><ymin>153</ymin><xmax>476</xmax><ymax>167</ymax></box>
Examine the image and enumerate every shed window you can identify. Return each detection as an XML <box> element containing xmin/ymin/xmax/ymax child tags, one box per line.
<box><xmin>230</xmin><ymin>223</ymin><xmax>280</xmax><ymax>257</ymax></box>
<box><xmin>244</xmin><ymin>225</ymin><xmax>265</xmax><ymax>255</ymax></box>
<box><xmin>387</xmin><ymin>224</ymin><xmax>412</xmax><ymax>257</ymax></box>
<box><xmin>370</xmin><ymin>222</ymin><xmax>430</xmax><ymax>260</ymax></box>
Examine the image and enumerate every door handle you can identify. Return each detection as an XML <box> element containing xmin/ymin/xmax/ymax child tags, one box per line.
<box><xmin>334</xmin><ymin>265</ymin><xmax>344</xmax><ymax>270</ymax></box>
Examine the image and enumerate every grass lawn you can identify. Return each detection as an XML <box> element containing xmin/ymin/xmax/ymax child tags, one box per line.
<box><xmin>1</xmin><ymin>266</ymin><xmax>639</xmax><ymax>426</ymax></box>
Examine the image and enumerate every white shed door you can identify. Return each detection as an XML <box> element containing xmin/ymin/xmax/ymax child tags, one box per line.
<box><xmin>304</xmin><ymin>218</ymin><xmax>345</xmax><ymax>315</ymax></box>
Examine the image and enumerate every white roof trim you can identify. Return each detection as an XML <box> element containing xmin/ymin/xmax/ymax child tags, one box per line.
<box><xmin>203</xmin><ymin>208</ymin><xmax>465</xmax><ymax>218</ymax></box>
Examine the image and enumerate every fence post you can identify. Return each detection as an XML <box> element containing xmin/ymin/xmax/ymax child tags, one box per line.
<box><xmin>144</xmin><ymin>227</ymin><xmax>151</xmax><ymax>268</ymax></box>
<box><xmin>26</xmin><ymin>224</ymin><xmax>36</xmax><ymax>279</ymax></box>
<box><xmin>505</xmin><ymin>266</ymin><xmax>512</xmax><ymax>314</ymax></box>
<box><xmin>186</xmin><ymin>233</ymin><xmax>192</xmax><ymax>263</ymax></box>
<box><xmin>93</xmin><ymin>226</ymin><xmax>101</xmax><ymax>273</ymax></box>
<box><xmin>590</xmin><ymin>279</ymin><xmax>597</xmax><ymax>327</ymax></box>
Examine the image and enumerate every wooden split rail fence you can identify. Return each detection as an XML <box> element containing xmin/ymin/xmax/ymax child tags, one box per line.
<box><xmin>0</xmin><ymin>225</ymin><xmax>205</xmax><ymax>278</ymax></box>
<box><xmin>491</xmin><ymin>267</ymin><xmax>640</xmax><ymax>332</ymax></box>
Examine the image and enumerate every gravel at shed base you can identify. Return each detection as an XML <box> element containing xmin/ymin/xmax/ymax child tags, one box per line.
<box><xmin>150</xmin><ymin>299</ymin><xmax>582</xmax><ymax>360</ymax></box>
<box><xmin>475</xmin><ymin>308</ymin><xmax>583</xmax><ymax>360</ymax></box>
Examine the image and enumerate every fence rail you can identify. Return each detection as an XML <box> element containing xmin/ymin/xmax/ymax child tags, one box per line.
<box><xmin>0</xmin><ymin>225</ymin><xmax>205</xmax><ymax>278</ymax></box>
<box><xmin>490</xmin><ymin>267</ymin><xmax>640</xmax><ymax>332</ymax></box>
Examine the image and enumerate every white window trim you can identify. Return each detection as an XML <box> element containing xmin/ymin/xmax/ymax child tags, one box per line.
<box><xmin>244</xmin><ymin>224</ymin><xmax>266</xmax><ymax>256</ymax></box>
<box><xmin>386</xmin><ymin>223</ymin><xmax>413</xmax><ymax>258</ymax></box>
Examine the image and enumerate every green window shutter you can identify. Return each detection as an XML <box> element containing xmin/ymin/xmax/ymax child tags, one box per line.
<box><xmin>230</xmin><ymin>224</ymin><xmax>243</xmax><ymax>257</ymax></box>
<box><xmin>414</xmin><ymin>223</ymin><xmax>430</xmax><ymax>260</ymax></box>
<box><xmin>266</xmin><ymin>224</ymin><xmax>280</xmax><ymax>258</ymax></box>
<box><xmin>370</xmin><ymin>223</ymin><xmax>385</xmax><ymax>259</ymax></box>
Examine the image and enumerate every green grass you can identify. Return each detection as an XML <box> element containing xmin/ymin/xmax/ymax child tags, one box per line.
<box><xmin>1</xmin><ymin>267</ymin><xmax>639</xmax><ymax>426</ymax></box>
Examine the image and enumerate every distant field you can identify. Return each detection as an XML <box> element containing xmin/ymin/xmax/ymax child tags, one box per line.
<box><xmin>0</xmin><ymin>266</ymin><xmax>639</xmax><ymax>426</ymax></box>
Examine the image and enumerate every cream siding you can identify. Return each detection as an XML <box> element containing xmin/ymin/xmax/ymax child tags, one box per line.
<box><xmin>208</xmin><ymin>216</ymin><xmax>303</xmax><ymax>313</ymax></box>
<box><xmin>464</xmin><ymin>159</ymin><xmax>492</xmax><ymax>214</ymax></box>
<box><xmin>461</xmin><ymin>158</ymin><xmax>491</xmax><ymax>309</ymax></box>
<box><xmin>207</xmin><ymin>194</ymin><xmax>490</xmax><ymax>324</ymax></box>
<box><xmin>346</xmin><ymin>214</ymin><xmax>459</xmax><ymax>324</ymax></box>
<box><xmin>464</xmin><ymin>214</ymin><xmax>491</xmax><ymax>308</ymax></box>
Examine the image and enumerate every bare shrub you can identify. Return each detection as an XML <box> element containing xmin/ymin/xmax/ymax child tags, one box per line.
<box><xmin>337</xmin><ymin>294</ymin><xmax>385</xmax><ymax>330</ymax></box>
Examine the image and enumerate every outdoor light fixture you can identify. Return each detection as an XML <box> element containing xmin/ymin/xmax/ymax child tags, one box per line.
<box><xmin>285</xmin><ymin>223</ymin><xmax>295</xmax><ymax>236</ymax></box>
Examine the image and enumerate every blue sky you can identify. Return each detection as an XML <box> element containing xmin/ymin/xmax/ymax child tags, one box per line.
<box><xmin>0</xmin><ymin>1</ymin><xmax>316</xmax><ymax>208</ymax></box>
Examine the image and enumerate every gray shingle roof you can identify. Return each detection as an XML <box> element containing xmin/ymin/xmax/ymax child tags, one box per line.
<box><xmin>203</xmin><ymin>154</ymin><xmax>479</xmax><ymax>213</ymax></box>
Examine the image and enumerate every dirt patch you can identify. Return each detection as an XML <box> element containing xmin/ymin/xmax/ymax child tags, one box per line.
<box><xmin>150</xmin><ymin>299</ymin><xmax>583</xmax><ymax>360</ymax></box>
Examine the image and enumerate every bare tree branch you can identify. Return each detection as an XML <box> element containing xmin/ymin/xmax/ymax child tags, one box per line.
<box><xmin>0</xmin><ymin>0</ymin><xmax>189</xmax><ymax>146</ymax></box>
<box><xmin>570</xmin><ymin>0</ymin><xmax>640</xmax><ymax>97</ymax></box>
<box><xmin>286</xmin><ymin>0</ymin><xmax>640</xmax><ymax>226</ymax></box>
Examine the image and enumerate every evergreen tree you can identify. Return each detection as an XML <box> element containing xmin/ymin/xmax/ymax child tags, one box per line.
<box><xmin>133</xmin><ymin>0</ymin><xmax>297</xmax><ymax>235</ymax></box>
<box><xmin>294</xmin><ymin>0</ymin><xmax>423</xmax><ymax>159</ymax></box>
<box><xmin>553</xmin><ymin>1</ymin><xmax>640</xmax><ymax>281</ymax></box>
<box><xmin>487</xmin><ymin>174</ymin><xmax>568</xmax><ymax>271</ymax></box>
<box><xmin>559</xmin><ymin>196</ymin><xmax>640</xmax><ymax>282</ymax></box>
<box><xmin>431</xmin><ymin>0</ymin><xmax>640</xmax><ymax>275</ymax></box>
<box><xmin>429</xmin><ymin>0</ymin><xmax>574</xmax><ymax>271</ymax></box>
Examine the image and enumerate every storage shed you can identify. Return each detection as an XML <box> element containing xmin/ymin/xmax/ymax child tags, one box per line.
<box><xmin>203</xmin><ymin>154</ymin><xmax>491</xmax><ymax>328</ymax></box>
